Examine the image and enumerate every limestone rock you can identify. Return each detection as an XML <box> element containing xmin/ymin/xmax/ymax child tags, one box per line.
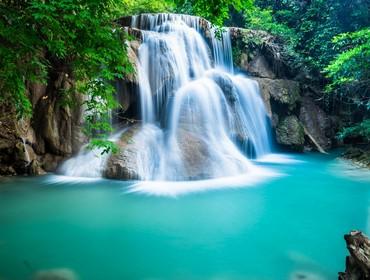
<box><xmin>230</xmin><ymin>27</ymin><xmax>295</xmax><ymax>79</ymax></box>
<box><xmin>276</xmin><ymin>115</ymin><xmax>305</xmax><ymax>151</ymax></box>
<box><xmin>256</xmin><ymin>78</ymin><xmax>300</xmax><ymax>112</ymax></box>
<box><xmin>40</xmin><ymin>153</ymin><xmax>65</xmax><ymax>172</ymax></box>
<box><xmin>248</xmin><ymin>53</ymin><xmax>276</xmax><ymax>79</ymax></box>
<box><xmin>299</xmin><ymin>96</ymin><xmax>333</xmax><ymax>150</ymax></box>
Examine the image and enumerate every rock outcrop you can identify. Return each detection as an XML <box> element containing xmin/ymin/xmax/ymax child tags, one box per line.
<box><xmin>230</xmin><ymin>27</ymin><xmax>335</xmax><ymax>152</ymax></box>
<box><xmin>0</xmin><ymin>66</ymin><xmax>85</xmax><ymax>176</ymax></box>
<box><xmin>339</xmin><ymin>230</ymin><xmax>370</xmax><ymax>280</ymax></box>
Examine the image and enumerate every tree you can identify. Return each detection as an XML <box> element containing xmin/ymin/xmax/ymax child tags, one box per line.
<box><xmin>0</xmin><ymin>0</ymin><xmax>132</xmax><ymax>153</ymax></box>
<box><xmin>325</xmin><ymin>28</ymin><xmax>370</xmax><ymax>142</ymax></box>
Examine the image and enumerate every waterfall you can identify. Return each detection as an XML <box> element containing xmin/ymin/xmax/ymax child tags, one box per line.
<box><xmin>130</xmin><ymin>14</ymin><xmax>272</xmax><ymax>181</ymax></box>
<box><xmin>60</xmin><ymin>14</ymin><xmax>273</xmax><ymax>183</ymax></box>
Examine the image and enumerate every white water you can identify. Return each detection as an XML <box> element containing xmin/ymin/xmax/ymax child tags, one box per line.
<box><xmin>21</xmin><ymin>137</ymin><xmax>31</xmax><ymax>166</ymax></box>
<box><xmin>61</xmin><ymin>14</ymin><xmax>275</xmax><ymax>185</ymax></box>
<box><xmin>58</xmin><ymin>130</ymin><xmax>125</xmax><ymax>178</ymax></box>
<box><xmin>130</xmin><ymin>14</ymin><xmax>272</xmax><ymax>181</ymax></box>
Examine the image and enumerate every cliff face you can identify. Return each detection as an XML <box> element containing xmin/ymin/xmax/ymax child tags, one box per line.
<box><xmin>0</xmin><ymin>65</ymin><xmax>85</xmax><ymax>176</ymax></box>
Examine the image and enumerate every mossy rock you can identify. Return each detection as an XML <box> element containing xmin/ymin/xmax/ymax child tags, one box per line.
<box><xmin>276</xmin><ymin>115</ymin><xmax>305</xmax><ymax>151</ymax></box>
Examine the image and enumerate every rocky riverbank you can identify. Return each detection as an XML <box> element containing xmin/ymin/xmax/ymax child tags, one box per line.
<box><xmin>342</xmin><ymin>146</ymin><xmax>370</xmax><ymax>169</ymax></box>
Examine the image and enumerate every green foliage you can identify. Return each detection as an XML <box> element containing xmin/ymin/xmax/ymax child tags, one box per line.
<box><xmin>253</xmin><ymin>0</ymin><xmax>370</xmax><ymax>70</ymax></box>
<box><xmin>88</xmin><ymin>138</ymin><xmax>119</xmax><ymax>155</ymax></box>
<box><xmin>119</xmin><ymin>0</ymin><xmax>174</xmax><ymax>15</ymax></box>
<box><xmin>251</xmin><ymin>0</ymin><xmax>370</xmax><ymax>142</ymax></box>
<box><xmin>175</xmin><ymin>0</ymin><xmax>253</xmax><ymax>26</ymax></box>
<box><xmin>337</xmin><ymin>119</ymin><xmax>370</xmax><ymax>142</ymax></box>
<box><xmin>325</xmin><ymin>28</ymin><xmax>370</xmax><ymax>97</ymax></box>
<box><xmin>324</xmin><ymin>28</ymin><xmax>370</xmax><ymax>140</ymax></box>
<box><xmin>244</xmin><ymin>6</ymin><xmax>297</xmax><ymax>46</ymax></box>
<box><xmin>2</xmin><ymin>0</ymin><xmax>369</xmax><ymax>148</ymax></box>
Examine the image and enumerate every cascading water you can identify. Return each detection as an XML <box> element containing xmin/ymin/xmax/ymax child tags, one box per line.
<box><xmin>130</xmin><ymin>14</ymin><xmax>272</xmax><ymax>181</ymax></box>
<box><xmin>59</xmin><ymin>13</ymin><xmax>275</xmax><ymax>187</ymax></box>
<box><xmin>21</xmin><ymin>137</ymin><xmax>31</xmax><ymax>166</ymax></box>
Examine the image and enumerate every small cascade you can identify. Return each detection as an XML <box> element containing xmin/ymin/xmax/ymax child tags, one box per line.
<box><xmin>21</xmin><ymin>137</ymin><xmax>31</xmax><ymax>166</ymax></box>
<box><xmin>211</xmin><ymin>28</ymin><xmax>234</xmax><ymax>72</ymax></box>
<box><xmin>58</xmin><ymin>130</ymin><xmax>125</xmax><ymax>178</ymax></box>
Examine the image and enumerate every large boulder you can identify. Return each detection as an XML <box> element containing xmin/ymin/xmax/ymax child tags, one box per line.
<box><xmin>247</xmin><ymin>52</ymin><xmax>276</xmax><ymax>79</ymax></box>
<box><xmin>276</xmin><ymin>115</ymin><xmax>305</xmax><ymax>151</ymax></box>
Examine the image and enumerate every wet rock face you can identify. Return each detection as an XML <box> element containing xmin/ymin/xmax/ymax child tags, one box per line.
<box><xmin>276</xmin><ymin>115</ymin><xmax>305</xmax><ymax>151</ymax></box>
<box><xmin>339</xmin><ymin>231</ymin><xmax>370</xmax><ymax>280</ymax></box>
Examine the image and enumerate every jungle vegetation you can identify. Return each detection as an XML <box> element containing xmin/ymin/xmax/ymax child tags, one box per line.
<box><xmin>0</xmin><ymin>0</ymin><xmax>369</xmax><ymax>151</ymax></box>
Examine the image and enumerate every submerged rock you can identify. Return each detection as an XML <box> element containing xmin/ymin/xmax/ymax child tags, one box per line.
<box><xmin>339</xmin><ymin>230</ymin><xmax>370</xmax><ymax>279</ymax></box>
<box><xmin>33</xmin><ymin>268</ymin><xmax>78</xmax><ymax>280</ymax></box>
<box><xmin>276</xmin><ymin>115</ymin><xmax>305</xmax><ymax>151</ymax></box>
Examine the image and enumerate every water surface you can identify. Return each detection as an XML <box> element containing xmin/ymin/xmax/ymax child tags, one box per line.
<box><xmin>0</xmin><ymin>152</ymin><xmax>369</xmax><ymax>280</ymax></box>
